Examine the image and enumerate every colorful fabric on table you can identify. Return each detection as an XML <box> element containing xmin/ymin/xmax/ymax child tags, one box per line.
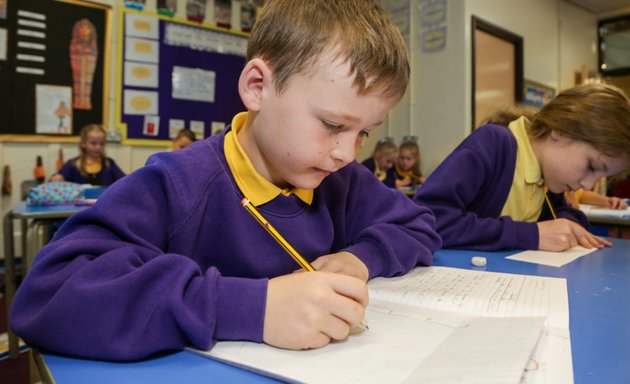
<box><xmin>25</xmin><ymin>182</ymin><xmax>84</xmax><ymax>206</ymax></box>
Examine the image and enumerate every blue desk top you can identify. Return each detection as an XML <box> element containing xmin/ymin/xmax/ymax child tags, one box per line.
<box><xmin>11</xmin><ymin>201</ymin><xmax>89</xmax><ymax>219</ymax></box>
<box><xmin>42</xmin><ymin>239</ymin><xmax>630</xmax><ymax>384</ymax></box>
<box><xmin>42</xmin><ymin>350</ymin><xmax>279</xmax><ymax>384</ymax></box>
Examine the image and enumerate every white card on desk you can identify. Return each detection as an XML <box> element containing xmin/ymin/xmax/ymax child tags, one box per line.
<box><xmin>506</xmin><ymin>246</ymin><xmax>596</xmax><ymax>267</ymax></box>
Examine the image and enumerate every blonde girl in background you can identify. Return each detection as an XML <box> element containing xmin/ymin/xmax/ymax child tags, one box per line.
<box><xmin>361</xmin><ymin>137</ymin><xmax>398</xmax><ymax>187</ymax></box>
<box><xmin>51</xmin><ymin>124</ymin><xmax>126</xmax><ymax>186</ymax></box>
<box><xmin>395</xmin><ymin>138</ymin><xmax>426</xmax><ymax>188</ymax></box>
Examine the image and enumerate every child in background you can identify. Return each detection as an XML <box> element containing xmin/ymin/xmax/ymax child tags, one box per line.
<box><xmin>11</xmin><ymin>0</ymin><xmax>441</xmax><ymax>361</ymax></box>
<box><xmin>415</xmin><ymin>83</ymin><xmax>630</xmax><ymax>252</ymax></box>
<box><xmin>172</xmin><ymin>128</ymin><xmax>197</xmax><ymax>151</ymax></box>
<box><xmin>565</xmin><ymin>188</ymin><xmax>628</xmax><ymax>210</ymax></box>
<box><xmin>395</xmin><ymin>139</ymin><xmax>425</xmax><ymax>188</ymax></box>
<box><xmin>50</xmin><ymin>124</ymin><xmax>126</xmax><ymax>186</ymax></box>
<box><xmin>361</xmin><ymin>138</ymin><xmax>398</xmax><ymax>187</ymax></box>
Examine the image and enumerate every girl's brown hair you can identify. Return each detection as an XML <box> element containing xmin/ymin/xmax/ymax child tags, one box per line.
<box><xmin>483</xmin><ymin>83</ymin><xmax>630</xmax><ymax>158</ymax></box>
<box><xmin>175</xmin><ymin>128</ymin><xmax>197</xmax><ymax>143</ymax></box>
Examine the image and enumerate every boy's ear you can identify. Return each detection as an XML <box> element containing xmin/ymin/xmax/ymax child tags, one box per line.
<box><xmin>238</xmin><ymin>58</ymin><xmax>272</xmax><ymax>112</ymax></box>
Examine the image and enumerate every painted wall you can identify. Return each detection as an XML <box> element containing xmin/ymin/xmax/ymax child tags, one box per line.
<box><xmin>394</xmin><ymin>0</ymin><xmax>600</xmax><ymax>177</ymax></box>
<box><xmin>0</xmin><ymin>0</ymin><xmax>246</xmax><ymax>258</ymax></box>
<box><xmin>0</xmin><ymin>0</ymin><xmax>611</xmax><ymax>258</ymax></box>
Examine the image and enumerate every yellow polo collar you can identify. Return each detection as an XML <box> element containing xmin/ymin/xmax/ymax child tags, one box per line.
<box><xmin>509</xmin><ymin>116</ymin><xmax>543</xmax><ymax>187</ymax></box>
<box><xmin>224</xmin><ymin>112</ymin><xmax>313</xmax><ymax>206</ymax></box>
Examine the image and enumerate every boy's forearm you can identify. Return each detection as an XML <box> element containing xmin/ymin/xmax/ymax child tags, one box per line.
<box><xmin>344</xmin><ymin>190</ymin><xmax>441</xmax><ymax>277</ymax></box>
<box><xmin>11</xmin><ymin>233</ymin><xmax>268</xmax><ymax>360</ymax></box>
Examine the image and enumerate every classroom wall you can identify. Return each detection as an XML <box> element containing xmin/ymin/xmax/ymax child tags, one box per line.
<box><xmin>0</xmin><ymin>0</ymin><xmax>241</xmax><ymax>259</ymax></box>
<box><xmin>388</xmin><ymin>0</ymin><xmax>601</xmax><ymax>176</ymax></box>
<box><xmin>0</xmin><ymin>0</ymin><xmax>617</xmax><ymax>259</ymax></box>
<box><xmin>0</xmin><ymin>140</ymin><xmax>163</xmax><ymax>258</ymax></box>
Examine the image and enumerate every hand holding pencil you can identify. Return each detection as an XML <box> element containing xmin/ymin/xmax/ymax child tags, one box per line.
<box><xmin>537</xmin><ymin>218</ymin><xmax>611</xmax><ymax>251</ymax></box>
<box><xmin>539</xmin><ymin>188</ymin><xmax>611</xmax><ymax>252</ymax></box>
<box><xmin>309</xmin><ymin>251</ymin><xmax>369</xmax><ymax>282</ymax></box>
<box><xmin>241</xmin><ymin>198</ymin><xmax>369</xmax><ymax>350</ymax></box>
<box><xmin>264</xmin><ymin>271</ymin><xmax>368</xmax><ymax>350</ymax></box>
<box><xmin>241</xmin><ymin>198</ymin><xmax>369</xmax><ymax>281</ymax></box>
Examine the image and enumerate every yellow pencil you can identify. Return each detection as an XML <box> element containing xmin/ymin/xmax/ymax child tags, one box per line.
<box><xmin>544</xmin><ymin>188</ymin><xmax>558</xmax><ymax>219</ymax></box>
<box><xmin>241</xmin><ymin>197</ymin><xmax>368</xmax><ymax>331</ymax></box>
<box><xmin>241</xmin><ymin>198</ymin><xmax>315</xmax><ymax>272</ymax></box>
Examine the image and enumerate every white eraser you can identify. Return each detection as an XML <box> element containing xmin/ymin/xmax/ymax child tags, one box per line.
<box><xmin>471</xmin><ymin>256</ymin><xmax>487</xmax><ymax>267</ymax></box>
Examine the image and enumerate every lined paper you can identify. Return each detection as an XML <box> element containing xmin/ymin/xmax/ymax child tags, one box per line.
<box><xmin>369</xmin><ymin>266</ymin><xmax>568</xmax><ymax>328</ymax></box>
<box><xmin>192</xmin><ymin>267</ymin><xmax>571</xmax><ymax>383</ymax></box>
<box><xmin>195</xmin><ymin>302</ymin><xmax>545</xmax><ymax>384</ymax></box>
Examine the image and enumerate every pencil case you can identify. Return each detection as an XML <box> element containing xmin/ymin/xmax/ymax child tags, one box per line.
<box><xmin>25</xmin><ymin>181</ymin><xmax>85</xmax><ymax>206</ymax></box>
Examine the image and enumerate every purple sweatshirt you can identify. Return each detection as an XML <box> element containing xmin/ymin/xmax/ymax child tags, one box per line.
<box><xmin>58</xmin><ymin>157</ymin><xmax>126</xmax><ymax>186</ymax></box>
<box><xmin>361</xmin><ymin>157</ymin><xmax>396</xmax><ymax>188</ymax></box>
<box><xmin>414</xmin><ymin>123</ymin><xmax>588</xmax><ymax>251</ymax></box>
<box><xmin>11</xmin><ymin>130</ymin><xmax>441</xmax><ymax>360</ymax></box>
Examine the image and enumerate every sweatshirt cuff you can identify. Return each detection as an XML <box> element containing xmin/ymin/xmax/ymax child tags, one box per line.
<box><xmin>343</xmin><ymin>240</ymin><xmax>386</xmax><ymax>279</ymax></box>
<box><xmin>513</xmin><ymin>221</ymin><xmax>539</xmax><ymax>250</ymax></box>
<box><xmin>214</xmin><ymin>277</ymin><xmax>268</xmax><ymax>342</ymax></box>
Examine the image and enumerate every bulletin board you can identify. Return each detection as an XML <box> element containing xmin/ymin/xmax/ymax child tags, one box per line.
<box><xmin>0</xmin><ymin>0</ymin><xmax>110</xmax><ymax>139</ymax></box>
<box><xmin>117</xmin><ymin>8</ymin><xmax>247</xmax><ymax>145</ymax></box>
<box><xmin>523</xmin><ymin>79</ymin><xmax>555</xmax><ymax>109</ymax></box>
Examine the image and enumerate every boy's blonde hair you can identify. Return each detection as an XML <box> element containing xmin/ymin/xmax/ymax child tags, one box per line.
<box><xmin>484</xmin><ymin>84</ymin><xmax>630</xmax><ymax>159</ymax></box>
<box><xmin>247</xmin><ymin>0</ymin><xmax>409</xmax><ymax>101</ymax></box>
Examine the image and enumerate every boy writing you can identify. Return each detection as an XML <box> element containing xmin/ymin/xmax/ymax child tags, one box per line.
<box><xmin>11</xmin><ymin>0</ymin><xmax>441</xmax><ymax>360</ymax></box>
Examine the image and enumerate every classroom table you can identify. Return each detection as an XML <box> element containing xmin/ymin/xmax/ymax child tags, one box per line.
<box><xmin>3</xmin><ymin>202</ymin><xmax>89</xmax><ymax>358</ymax></box>
<box><xmin>586</xmin><ymin>215</ymin><xmax>630</xmax><ymax>238</ymax></box>
<box><xmin>433</xmin><ymin>240</ymin><xmax>630</xmax><ymax>384</ymax></box>
<box><xmin>396</xmin><ymin>183</ymin><xmax>421</xmax><ymax>197</ymax></box>
<box><xmin>35</xmin><ymin>238</ymin><xmax>630</xmax><ymax>383</ymax></box>
<box><xmin>581</xmin><ymin>201</ymin><xmax>630</xmax><ymax>237</ymax></box>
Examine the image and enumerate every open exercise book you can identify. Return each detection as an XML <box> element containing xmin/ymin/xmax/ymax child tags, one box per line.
<box><xmin>191</xmin><ymin>267</ymin><xmax>572</xmax><ymax>384</ymax></box>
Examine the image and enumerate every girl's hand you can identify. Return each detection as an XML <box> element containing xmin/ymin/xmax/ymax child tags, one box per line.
<box><xmin>264</xmin><ymin>272</ymin><xmax>368</xmax><ymax>350</ymax></box>
<box><xmin>608</xmin><ymin>196</ymin><xmax>628</xmax><ymax>210</ymax></box>
<box><xmin>395</xmin><ymin>176</ymin><xmax>412</xmax><ymax>188</ymax></box>
<box><xmin>311</xmin><ymin>251</ymin><xmax>369</xmax><ymax>282</ymax></box>
<box><xmin>537</xmin><ymin>218</ymin><xmax>611</xmax><ymax>251</ymax></box>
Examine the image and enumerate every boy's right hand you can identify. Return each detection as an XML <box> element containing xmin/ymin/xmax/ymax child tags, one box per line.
<box><xmin>263</xmin><ymin>271</ymin><xmax>368</xmax><ymax>350</ymax></box>
<box><xmin>537</xmin><ymin>218</ymin><xmax>611</xmax><ymax>251</ymax></box>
